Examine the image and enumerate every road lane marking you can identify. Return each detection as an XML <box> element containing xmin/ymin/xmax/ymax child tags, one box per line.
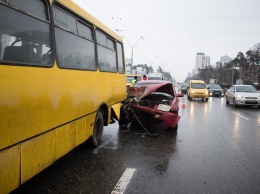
<box><xmin>111</xmin><ymin>168</ymin><xmax>136</xmax><ymax>194</ymax></box>
<box><xmin>232</xmin><ymin>111</ymin><xmax>249</xmax><ymax>120</ymax></box>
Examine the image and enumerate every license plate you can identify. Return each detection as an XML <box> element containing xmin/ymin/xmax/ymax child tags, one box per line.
<box><xmin>157</xmin><ymin>104</ymin><xmax>171</xmax><ymax>112</ymax></box>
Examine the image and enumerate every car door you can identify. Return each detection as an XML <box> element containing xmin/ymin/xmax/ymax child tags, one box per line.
<box><xmin>227</xmin><ymin>86</ymin><xmax>235</xmax><ymax>103</ymax></box>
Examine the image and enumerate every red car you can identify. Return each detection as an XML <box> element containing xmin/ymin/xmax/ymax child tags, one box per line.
<box><xmin>119</xmin><ymin>80</ymin><xmax>184</xmax><ymax>131</ymax></box>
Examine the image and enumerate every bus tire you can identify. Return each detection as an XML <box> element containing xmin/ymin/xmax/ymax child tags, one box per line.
<box><xmin>90</xmin><ymin>111</ymin><xmax>104</xmax><ymax>147</ymax></box>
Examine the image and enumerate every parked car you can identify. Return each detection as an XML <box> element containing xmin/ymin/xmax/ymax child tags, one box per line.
<box><xmin>187</xmin><ymin>80</ymin><xmax>209</xmax><ymax>101</ymax></box>
<box><xmin>226</xmin><ymin>85</ymin><xmax>260</xmax><ymax>107</ymax></box>
<box><xmin>119</xmin><ymin>80</ymin><xmax>184</xmax><ymax>130</ymax></box>
<box><xmin>181</xmin><ymin>83</ymin><xmax>189</xmax><ymax>94</ymax></box>
<box><xmin>208</xmin><ymin>84</ymin><xmax>224</xmax><ymax>97</ymax></box>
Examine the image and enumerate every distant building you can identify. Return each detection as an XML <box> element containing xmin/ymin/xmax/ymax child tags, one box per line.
<box><xmin>215</xmin><ymin>61</ymin><xmax>221</xmax><ymax>68</ymax></box>
<box><xmin>187</xmin><ymin>72</ymin><xmax>192</xmax><ymax>78</ymax></box>
<box><xmin>125</xmin><ymin>58</ymin><xmax>131</xmax><ymax>65</ymax></box>
<box><xmin>125</xmin><ymin>58</ymin><xmax>132</xmax><ymax>74</ymax></box>
<box><xmin>125</xmin><ymin>65</ymin><xmax>131</xmax><ymax>74</ymax></box>
<box><xmin>192</xmin><ymin>69</ymin><xmax>196</xmax><ymax>77</ymax></box>
<box><xmin>195</xmin><ymin>52</ymin><xmax>210</xmax><ymax>73</ymax></box>
<box><xmin>220</xmin><ymin>55</ymin><xmax>232</xmax><ymax>65</ymax></box>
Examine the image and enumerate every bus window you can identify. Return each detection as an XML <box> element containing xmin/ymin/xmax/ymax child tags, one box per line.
<box><xmin>107</xmin><ymin>38</ymin><xmax>115</xmax><ymax>50</ymax></box>
<box><xmin>77</xmin><ymin>22</ymin><xmax>93</xmax><ymax>40</ymax></box>
<box><xmin>97</xmin><ymin>45</ymin><xmax>117</xmax><ymax>72</ymax></box>
<box><xmin>96</xmin><ymin>30</ymin><xmax>117</xmax><ymax>72</ymax></box>
<box><xmin>96</xmin><ymin>30</ymin><xmax>107</xmax><ymax>46</ymax></box>
<box><xmin>0</xmin><ymin>1</ymin><xmax>52</xmax><ymax>66</ymax></box>
<box><xmin>117</xmin><ymin>42</ymin><xmax>125</xmax><ymax>74</ymax></box>
<box><xmin>9</xmin><ymin>0</ymin><xmax>49</xmax><ymax>20</ymax></box>
<box><xmin>55</xmin><ymin>28</ymin><xmax>96</xmax><ymax>70</ymax></box>
<box><xmin>54</xmin><ymin>7</ymin><xmax>77</xmax><ymax>33</ymax></box>
<box><xmin>54</xmin><ymin>7</ymin><xmax>96</xmax><ymax>70</ymax></box>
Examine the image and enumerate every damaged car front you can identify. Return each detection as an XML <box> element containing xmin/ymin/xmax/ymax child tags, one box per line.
<box><xmin>119</xmin><ymin>81</ymin><xmax>184</xmax><ymax>131</ymax></box>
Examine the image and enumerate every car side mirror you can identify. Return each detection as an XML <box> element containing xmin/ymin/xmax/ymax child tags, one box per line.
<box><xmin>187</xmin><ymin>87</ymin><xmax>190</xmax><ymax>89</ymax></box>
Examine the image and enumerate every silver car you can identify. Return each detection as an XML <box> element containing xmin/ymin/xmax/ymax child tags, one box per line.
<box><xmin>226</xmin><ymin>85</ymin><xmax>260</xmax><ymax>107</ymax></box>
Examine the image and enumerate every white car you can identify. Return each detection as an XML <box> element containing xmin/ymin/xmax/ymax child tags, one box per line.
<box><xmin>226</xmin><ymin>85</ymin><xmax>260</xmax><ymax>108</ymax></box>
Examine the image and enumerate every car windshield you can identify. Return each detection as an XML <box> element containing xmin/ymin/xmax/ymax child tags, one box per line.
<box><xmin>191</xmin><ymin>83</ymin><xmax>206</xmax><ymax>89</ymax></box>
<box><xmin>181</xmin><ymin>84</ymin><xmax>188</xmax><ymax>89</ymax></box>
<box><xmin>209</xmin><ymin>85</ymin><xmax>222</xmax><ymax>89</ymax></box>
<box><xmin>236</xmin><ymin>85</ymin><xmax>257</xmax><ymax>93</ymax></box>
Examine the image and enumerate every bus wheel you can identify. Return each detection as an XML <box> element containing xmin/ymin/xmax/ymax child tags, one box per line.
<box><xmin>90</xmin><ymin>111</ymin><xmax>104</xmax><ymax>147</ymax></box>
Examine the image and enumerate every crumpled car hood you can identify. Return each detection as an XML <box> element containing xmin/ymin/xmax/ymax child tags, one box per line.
<box><xmin>128</xmin><ymin>83</ymin><xmax>175</xmax><ymax>100</ymax></box>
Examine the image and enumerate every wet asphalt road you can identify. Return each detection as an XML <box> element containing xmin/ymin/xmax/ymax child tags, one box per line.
<box><xmin>11</xmin><ymin>96</ymin><xmax>260</xmax><ymax>194</ymax></box>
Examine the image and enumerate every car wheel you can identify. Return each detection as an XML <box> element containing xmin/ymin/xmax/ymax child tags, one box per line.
<box><xmin>205</xmin><ymin>98</ymin><xmax>208</xmax><ymax>101</ymax></box>
<box><xmin>233</xmin><ymin>98</ymin><xmax>237</xmax><ymax>107</ymax></box>
<box><xmin>90</xmin><ymin>111</ymin><xmax>104</xmax><ymax>147</ymax></box>
<box><xmin>226</xmin><ymin>97</ymin><xmax>229</xmax><ymax>105</ymax></box>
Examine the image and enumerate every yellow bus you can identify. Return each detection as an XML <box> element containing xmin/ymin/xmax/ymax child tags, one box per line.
<box><xmin>0</xmin><ymin>0</ymin><xmax>126</xmax><ymax>193</ymax></box>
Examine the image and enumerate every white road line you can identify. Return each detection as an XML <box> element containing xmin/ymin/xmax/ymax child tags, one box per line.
<box><xmin>232</xmin><ymin>111</ymin><xmax>250</xmax><ymax>120</ymax></box>
<box><xmin>111</xmin><ymin>168</ymin><xmax>136</xmax><ymax>194</ymax></box>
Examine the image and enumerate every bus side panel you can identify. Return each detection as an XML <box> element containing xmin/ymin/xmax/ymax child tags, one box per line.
<box><xmin>98</xmin><ymin>73</ymin><xmax>126</xmax><ymax>106</ymax></box>
<box><xmin>55</xmin><ymin>113</ymin><xmax>95</xmax><ymax>161</ymax></box>
<box><xmin>75</xmin><ymin>114</ymin><xmax>95</xmax><ymax>146</ymax></box>
<box><xmin>55</xmin><ymin>124</ymin><xmax>76</xmax><ymax>160</ymax></box>
<box><xmin>0</xmin><ymin>145</ymin><xmax>20</xmax><ymax>194</ymax></box>
<box><xmin>21</xmin><ymin>130</ymin><xmax>55</xmax><ymax>184</ymax></box>
<box><xmin>0</xmin><ymin>66</ymin><xmax>99</xmax><ymax>151</ymax></box>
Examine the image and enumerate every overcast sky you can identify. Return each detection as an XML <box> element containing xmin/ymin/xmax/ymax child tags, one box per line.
<box><xmin>73</xmin><ymin>0</ymin><xmax>260</xmax><ymax>82</ymax></box>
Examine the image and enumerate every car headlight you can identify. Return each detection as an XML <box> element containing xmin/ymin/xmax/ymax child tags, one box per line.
<box><xmin>236</xmin><ymin>94</ymin><xmax>243</xmax><ymax>99</ymax></box>
<box><xmin>191</xmin><ymin>91</ymin><xmax>195</xmax><ymax>94</ymax></box>
<box><xmin>205</xmin><ymin>91</ymin><xmax>208</xmax><ymax>95</ymax></box>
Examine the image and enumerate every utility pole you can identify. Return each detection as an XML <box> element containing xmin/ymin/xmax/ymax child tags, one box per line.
<box><xmin>123</xmin><ymin>36</ymin><xmax>144</xmax><ymax>73</ymax></box>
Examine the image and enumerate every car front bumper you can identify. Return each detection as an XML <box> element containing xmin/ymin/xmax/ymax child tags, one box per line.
<box><xmin>236</xmin><ymin>99</ymin><xmax>260</xmax><ymax>105</ymax></box>
<box><xmin>189</xmin><ymin>93</ymin><xmax>209</xmax><ymax>99</ymax></box>
<box><xmin>209</xmin><ymin>91</ymin><xmax>224</xmax><ymax>97</ymax></box>
<box><xmin>132</xmin><ymin>104</ymin><xmax>180</xmax><ymax>129</ymax></box>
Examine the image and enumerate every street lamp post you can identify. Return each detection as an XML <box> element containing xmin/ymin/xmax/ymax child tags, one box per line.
<box><xmin>145</xmin><ymin>56</ymin><xmax>158</xmax><ymax>73</ymax></box>
<box><xmin>151</xmin><ymin>56</ymin><xmax>158</xmax><ymax>67</ymax></box>
<box><xmin>123</xmin><ymin>36</ymin><xmax>144</xmax><ymax>73</ymax></box>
